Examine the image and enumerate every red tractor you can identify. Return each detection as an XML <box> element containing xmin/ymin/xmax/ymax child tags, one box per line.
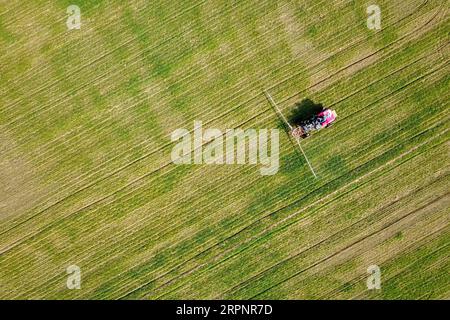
<box><xmin>291</xmin><ymin>108</ymin><xmax>337</xmax><ymax>139</ymax></box>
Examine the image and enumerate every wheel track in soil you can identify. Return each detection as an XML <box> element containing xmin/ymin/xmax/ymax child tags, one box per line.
<box><xmin>5</xmin><ymin>0</ymin><xmax>348</xmax><ymax>167</ymax></box>
<box><xmin>130</xmin><ymin>68</ymin><xmax>450</xmax><ymax>300</ymax></box>
<box><xmin>126</xmin><ymin>128</ymin><xmax>449</xmax><ymax>299</ymax></box>
<box><xmin>12</xmin><ymin>115</ymin><xmax>448</xmax><ymax>300</ymax></box>
<box><xmin>1</xmin><ymin>0</ymin><xmax>428</xmax><ymax>157</ymax></box>
<box><xmin>0</xmin><ymin>1</ymin><xmax>446</xmax><ymax>298</ymax></box>
<box><xmin>0</xmin><ymin>0</ymin><xmax>365</xmax><ymax>221</ymax></box>
<box><xmin>26</xmin><ymin>97</ymin><xmax>450</xmax><ymax>298</ymax></box>
<box><xmin>19</xmin><ymin>106</ymin><xmax>449</xmax><ymax>299</ymax></box>
<box><xmin>2</xmin><ymin>45</ymin><xmax>446</xmax><ymax>296</ymax></box>
<box><xmin>1</xmin><ymin>0</ymin><xmax>308</xmax><ymax>125</ymax></box>
<box><xmin>4</xmin><ymin>0</ymin><xmax>431</xmax><ymax>148</ymax></box>
<box><xmin>2</xmin><ymin>49</ymin><xmax>446</xmax><ymax>298</ymax></box>
<box><xmin>350</xmin><ymin>235</ymin><xmax>450</xmax><ymax>300</ymax></box>
<box><xmin>0</xmin><ymin>4</ymin><xmax>441</xmax><ymax>242</ymax></box>
<box><xmin>8</xmin><ymin>89</ymin><xmax>448</xmax><ymax>298</ymax></box>
<box><xmin>0</xmin><ymin>0</ymin><xmax>210</xmax><ymax>101</ymax></box>
<box><xmin>152</xmin><ymin>161</ymin><xmax>450</xmax><ymax>299</ymax></box>
<box><xmin>265</xmin><ymin>211</ymin><xmax>450</xmax><ymax>299</ymax></box>
<box><xmin>0</xmin><ymin>53</ymin><xmax>442</xmax><ymax>264</ymax></box>
<box><xmin>246</xmin><ymin>193</ymin><xmax>450</xmax><ymax>299</ymax></box>
<box><xmin>315</xmin><ymin>224</ymin><xmax>449</xmax><ymax>299</ymax></box>
<box><xmin>0</xmin><ymin>0</ymin><xmax>379</xmax><ymax>161</ymax></box>
<box><xmin>215</xmin><ymin>174</ymin><xmax>449</xmax><ymax>299</ymax></box>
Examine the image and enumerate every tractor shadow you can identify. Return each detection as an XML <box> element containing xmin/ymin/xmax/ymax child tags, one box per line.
<box><xmin>287</xmin><ymin>98</ymin><xmax>325</xmax><ymax>126</ymax></box>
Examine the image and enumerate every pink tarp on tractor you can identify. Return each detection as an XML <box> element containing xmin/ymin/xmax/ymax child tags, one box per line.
<box><xmin>317</xmin><ymin>109</ymin><xmax>337</xmax><ymax>127</ymax></box>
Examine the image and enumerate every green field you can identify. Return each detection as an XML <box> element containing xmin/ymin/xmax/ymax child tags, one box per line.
<box><xmin>0</xmin><ymin>0</ymin><xmax>449</xmax><ymax>299</ymax></box>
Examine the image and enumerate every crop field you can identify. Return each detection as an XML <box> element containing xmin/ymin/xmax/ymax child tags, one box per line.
<box><xmin>0</xmin><ymin>0</ymin><xmax>449</xmax><ymax>299</ymax></box>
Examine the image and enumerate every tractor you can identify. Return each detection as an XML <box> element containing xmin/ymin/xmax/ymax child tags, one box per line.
<box><xmin>290</xmin><ymin>108</ymin><xmax>337</xmax><ymax>139</ymax></box>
